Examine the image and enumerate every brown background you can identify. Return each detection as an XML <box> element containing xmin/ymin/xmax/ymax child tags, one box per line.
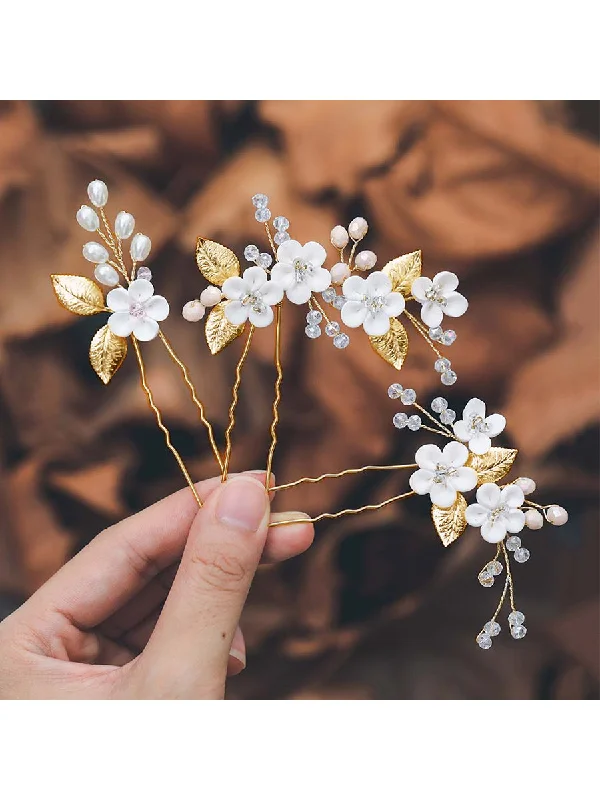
<box><xmin>0</xmin><ymin>100</ymin><xmax>598</xmax><ymax>699</ymax></box>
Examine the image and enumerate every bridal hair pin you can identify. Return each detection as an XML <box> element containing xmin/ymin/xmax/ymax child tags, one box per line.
<box><xmin>51</xmin><ymin>181</ymin><xmax>569</xmax><ymax>649</ymax></box>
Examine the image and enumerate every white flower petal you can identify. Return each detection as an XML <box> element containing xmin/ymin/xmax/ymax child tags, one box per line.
<box><xmin>442</xmin><ymin>441</ymin><xmax>470</xmax><ymax>467</ymax></box>
<box><xmin>453</xmin><ymin>420</ymin><xmax>470</xmax><ymax>441</ymax></box>
<box><xmin>469</xmin><ymin>433</ymin><xmax>492</xmax><ymax>455</ymax></box>
<box><xmin>465</xmin><ymin>503</ymin><xmax>488</xmax><ymax>527</ymax></box>
<box><xmin>132</xmin><ymin>317</ymin><xmax>159</xmax><ymax>341</ymax></box>
<box><xmin>276</xmin><ymin>239</ymin><xmax>303</xmax><ymax>264</ymax></box>
<box><xmin>383</xmin><ymin>292</ymin><xmax>405</xmax><ymax>317</ymax></box>
<box><xmin>421</xmin><ymin>301</ymin><xmax>444</xmax><ymax>328</ymax></box>
<box><xmin>485</xmin><ymin>414</ymin><xmax>506</xmax><ymax>437</ymax></box>
<box><xmin>270</xmin><ymin>262</ymin><xmax>296</xmax><ymax>289</ymax></box>
<box><xmin>309</xmin><ymin>267</ymin><xmax>332</xmax><ymax>293</ymax></box>
<box><xmin>341</xmin><ymin>301</ymin><xmax>367</xmax><ymax>328</ymax></box>
<box><xmin>363</xmin><ymin>311</ymin><xmax>390</xmax><ymax>336</ymax></box>
<box><xmin>365</xmin><ymin>271</ymin><xmax>391</xmax><ymax>297</ymax></box>
<box><xmin>342</xmin><ymin>275</ymin><xmax>366</xmax><ymax>300</ymax></box>
<box><xmin>107</xmin><ymin>311</ymin><xmax>134</xmax><ymax>337</ymax></box>
<box><xmin>301</xmin><ymin>241</ymin><xmax>327</xmax><ymax>268</ymax></box>
<box><xmin>476</xmin><ymin>482</ymin><xmax>501</xmax><ymax>510</ymax></box>
<box><xmin>286</xmin><ymin>281</ymin><xmax>312</xmax><ymax>305</ymax></box>
<box><xmin>224</xmin><ymin>300</ymin><xmax>249</xmax><ymax>325</ymax></box>
<box><xmin>242</xmin><ymin>266</ymin><xmax>268</xmax><ymax>291</ymax></box>
<box><xmin>443</xmin><ymin>291</ymin><xmax>468</xmax><ymax>318</ymax></box>
<box><xmin>500</xmin><ymin>485</ymin><xmax>525</xmax><ymax>509</ymax></box>
<box><xmin>260</xmin><ymin>281</ymin><xmax>284</xmax><ymax>305</ymax></box>
<box><xmin>106</xmin><ymin>286</ymin><xmax>130</xmax><ymax>312</ymax></box>
<box><xmin>432</xmin><ymin>271</ymin><xmax>459</xmax><ymax>294</ymax></box>
<box><xmin>249</xmin><ymin>304</ymin><xmax>274</xmax><ymax>327</ymax></box>
<box><xmin>128</xmin><ymin>279</ymin><xmax>154</xmax><ymax>303</ymax></box>
<box><xmin>411</xmin><ymin>276</ymin><xmax>432</xmax><ymax>302</ymax></box>
<box><xmin>481</xmin><ymin>518</ymin><xmax>508</xmax><ymax>543</ymax></box>
<box><xmin>463</xmin><ymin>398</ymin><xmax>486</xmax><ymax>420</ymax></box>
<box><xmin>415</xmin><ymin>444</ymin><xmax>443</xmax><ymax>471</ymax></box>
<box><xmin>221</xmin><ymin>276</ymin><xmax>246</xmax><ymax>300</ymax></box>
<box><xmin>506</xmin><ymin>510</ymin><xmax>526</xmax><ymax>534</ymax></box>
<box><xmin>430</xmin><ymin>484</ymin><xmax>457</xmax><ymax>509</ymax></box>
<box><xmin>449</xmin><ymin>466</ymin><xmax>478</xmax><ymax>493</ymax></box>
<box><xmin>409</xmin><ymin>469</ymin><xmax>434</xmax><ymax>495</ymax></box>
<box><xmin>144</xmin><ymin>295</ymin><xmax>169</xmax><ymax>322</ymax></box>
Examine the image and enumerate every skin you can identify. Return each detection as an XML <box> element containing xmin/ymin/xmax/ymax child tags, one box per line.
<box><xmin>0</xmin><ymin>471</ymin><xmax>313</xmax><ymax>699</ymax></box>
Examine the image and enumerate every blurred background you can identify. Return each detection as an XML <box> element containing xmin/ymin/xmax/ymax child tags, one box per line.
<box><xmin>0</xmin><ymin>100</ymin><xmax>598</xmax><ymax>699</ymax></box>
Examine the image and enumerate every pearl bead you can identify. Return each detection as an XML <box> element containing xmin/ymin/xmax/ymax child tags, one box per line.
<box><xmin>130</xmin><ymin>233</ymin><xmax>151</xmax><ymax>262</ymax></box>
<box><xmin>94</xmin><ymin>264</ymin><xmax>120</xmax><ymax>287</ymax></box>
<box><xmin>83</xmin><ymin>242</ymin><xmax>109</xmax><ymax>263</ymax></box>
<box><xmin>200</xmin><ymin>286</ymin><xmax>222</xmax><ymax>307</ymax></box>
<box><xmin>76</xmin><ymin>205</ymin><xmax>99</xmax><ymax>232</ymax></box>
<box><xmin>330</xmin><ymin>225</ymin><xmax>349</xmax><ymax>249</ymax></box>
<box><xmin>330</xmin><ymin>262</ymin><xmax>351</xmax><ymax>285</ymax></box>
<box><xmin>87</xmin><ymin>179</ymin><xmax>108</xmax><ymax>208</ymax></box>
<box><xmin>182</xmin><ymin>300</ymin><xmax>205</xmax><ymax>322</ymax></box>
<box><xmin>115</xmin><ymin>211</ymin><xmax>135</xmax><ymax>239</ymax></box>
<box><xmin>524</xmin><ymin>509</ymin><xmax>544</xmax><ymax>530</ymax></box>
<box><xmin>348</xmin><ymin>217</ymin><xmax>368</xmax><ymax>241</ymax></box>
<box><xmin>515</xmin><ymin>477</ymin><xmax>536</xmax><ymax>495</ymax></box>
<box><xmin>546</xmin><ymin>505</ymin><xmax>569</xmax><ymax>526</ymax></box>
<box><xmin>354</xmin><ymin>250</ymin><xmax>377</xmax><ymax>271</ymax></box>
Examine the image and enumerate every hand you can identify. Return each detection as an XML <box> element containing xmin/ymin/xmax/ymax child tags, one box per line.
<box><xmin>0</xmin><ymin>472</ymin><xmax>313</xmax><ymax>699</ymax></box>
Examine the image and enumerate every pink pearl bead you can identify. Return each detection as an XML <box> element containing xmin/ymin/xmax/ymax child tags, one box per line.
<box><xmin>200</xmin><ymin>286</ymin><xmax>222</xmax><ymax>307</ymax></box>
<box><xmin>516</xmin><ymin>477</ymin><xmax>536</xmax><ymax>495</ymax></box>
<box><xmin>546</xmin><ymin>505</ymin><xmax>568</xmax><ymax>526</ymax></box>
<box><xmin>330</xmin><ymin>225</ymin><xmax>349</xmax><ymax>249</ymax></box>
<box><xmin>354</xmin><ymin>250</ymin><xmax>377</xmax><ymax>271</ymax></box>
<box><xmin>330</xmin><ymin>262</ymin><xmax>351</xmax><ymax>285</ymax></box>
<box><xmin>182</xmin><ymin>300</ymin><xmax>205</xmax><ymax>322</ymax></box>
<box><xmin>348</xmin><ymin>217</ymin><xmax>368</xmax><ymax>240</ymax></box>
<box><xmin>524</xmin><ymin>509</ymin><xmax>544</xmax><ymax>530</ymax></box>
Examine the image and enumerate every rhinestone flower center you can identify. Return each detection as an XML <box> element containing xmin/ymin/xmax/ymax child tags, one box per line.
<box><xmin>489</xmin><ymin>503</ymin><xmax>507</xmax><ymax>522</ymax></box>
<box><xmin>425</xmin><ymin>287</ymin><xmax>447</xmax><ymax>306</ymax></box>
<box><xmin>362</xmin><ymin>293</ymin><xmax>385</xmax><ymax>315</ymax></box>
<box><xmin>129</xmin><ymin>301</ymin><xmax>147</xmax><ymax>319</ymax></box>
<box><xmin>468</xmin><ymin>413</ymin><xmax>488</xmax><ymax>433</ymax></box>
<box><xmin>293</xmin><ymin>258</ymin><xmax>314</xmax><ymax>283</ymax></box>
<box><xmin>433</xmin><ymin>463</ymin><xmax>457</xmax><ymax>484</ymax></box>
<box><xmin>241</xmin><ymin>292</ymin><xmax>266</xmax><ymax>314</ymax></box>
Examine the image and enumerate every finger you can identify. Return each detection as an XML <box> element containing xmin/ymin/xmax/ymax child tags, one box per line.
<box><xmin>137</xmin><ymin>475</ymin><xmax>270</xmax><ymax>696</ymax></box>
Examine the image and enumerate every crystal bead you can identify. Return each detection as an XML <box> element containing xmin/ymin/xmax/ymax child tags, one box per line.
<box><xmin>255</xmin><ymin>208</ymin><xmax>271</xmax><ymax>223</ymax></box>
<box><xmin>441</xmin><ymin>330</ymin><xmax>456</xmax><ymax>346</ymax></box>
<box><xmin>484</xmin><ymin>620</ymin><xmax>501</xmax><ymax>637</ymax></box>
<box><xmin>478</xmin><ymin>570</ymin><xmax>494</xmax><ymax>587</ymax></box>
<box><xmin>94</xmin><ymin>264</ymin><xmax>119</xmax><ymax>287</ymax></box>
<box><xmin>400</xmin><ymin>388</ymin><xmax>416</xmax><ymax>405</ymax></box>
<box><xmin>393</xmin><ymin>412</ymin><xmax>408</xmax><ymax>429</ymax></box>
<box><xmin>388</xmin><ymin>383</ymin><xmax>403</xmax><ymax>399</ymax></box>
<box><xmin>434</xmin><ymin>357</ymin><xmax>451</xmax><ymax>373</ymax></box>
<box><xmin>440</xmin><ymin>409</ymin><xmax>456</xmax><ymax>424</ymax></box>
<box><xmin>330</xmin><ymin>262</ymin><xmax>351</xmax><ymax>285</ymax></box>
<box><xmin>244</xmin><ymin>244</ymin><xmax>260</xmax><ymax>262</ymax></box>
<box><xmin>322</xmin><ymin>288</ymin><xmax>337</xmax><ymax>304</ymax></box>
<box><xmin>511</xmin><ymin>624</ymin><xmax>527</xmax><ymax>640</ymax></box>
<box><xmin>488</xmin><ymin>560</ymin><xmax>503</xmax><ymax>576</ymax></box>
<box><xmin>325</xmin><ymin>321</ymin><xmax>340</xmax><ymax>337</ymax></box>
<box><xmin>332</xmin><ymin>295</ymin><xmax>346</xmax><ymax>310</ymax></box>
<box><xmin>440</xmin><ymin>370</ymin><xmax>457</xmax><ymax>386</ymax></box>
<box><xmin>252</xmin><ymin>193</ymin><xmax>268</xmax><ymax>208</ymax></box>
<box><xmin>515</xmin><ymin>477</ymin><xmax>536</xmax><ymax>495</ymax></box>
<box><xmin>525</xmin><ymin>509</ymin><xmax>544</xmax><ymax>530</ymax></box>
<box><xmin>476</xmin><ymin>633</ymin><xmax>493</xmax><ymax>650</ymax></box>
<box><xmin>545</xmin><ymin>505</ymin><xmax>569</xmax><ymax>526</ymax></box>
<box><xmin>274</xmin><ymin>231</ymin><xmax>290</xmax><ymax>245</ymax></box>
<box><xmin>508</xmin><ymin>610</ymin><xmax>525</xmax><ymax>626</ymax></box>
<box><xmin>273</xmin><ymin>216</ymin><xmax>289</xmax><ymax>231</ymax></box>
<box><xmin>348</xmin><ymin>217</ymin><xmax>368</xmax><ymax>240</ymax></box>
<box><xmin>136</xmin><ymin>266</ymin><xmax>152</xmax><ymax>281</ymax></box>
<box><xmin>407</xmin><ymin>415</ymin><xmax>422</xmax><ymax>431</ymax></box>
<box><xmin>305</xmin><ymin>324</ymin><xmax>321</xmax><ymax>339</ymax></box>
<box><xmin>333</xmin><ymin>333</ymin><xmax>350</xmax><ymax>349</ymax></box>
<box><xmin>514</xmin><ymin>547</ymin><xmax>530</xmax><ymax>564</ymax></box>
<box><xmin>306</xmin><ymin>310</ymin><xmax>322</xmax><ymax>325</ymax></box>
<box><xmin>428</xmin><ymin>326</ymin><xmax>443</xmax><ymax>341</ymax></box>
<box><xmin>506</xmin><ymin>536</ymin><xmax>521</xmax><ymax>552</ymax></box>
<box><xmin>354</xmin><ymin>250</ymin><xmax>377</xmax><ymax>271</ymax></box>
<box><xmin>330</xmin><ymin>225</ymin><xmax>349</xmax><ymax>249</ymax></box>
<box><xmin>258</xmin><ymin>252</ymin><xmax>272</xmax><ymax>269</ymax></box>
<box><xmin>431</xmin><ymin>397</ymin><xmax>448</xmax><ymax>413</ymax></box>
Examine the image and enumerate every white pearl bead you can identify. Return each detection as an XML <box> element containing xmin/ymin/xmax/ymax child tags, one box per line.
<box><xmin>83</xmin><ymin>242</ymin><xmax>109</xmax><ymax>263</ymax></box>
<box><xmin>200</xmin><ymin>286</ymin><xmax>222</xmax><ymax>307</ymax></box>
<box><xmin>130</xmin><ymin>233</ymin><xmax>151</xmax><ymax>262</ymax></box>
<box><xmin>182</xmin><ymin>300</ymin><xmax>205</xmax><ymax>322</ymax></box>
<box><xmin>115</xmin><ymin>211</ymin><xmax>135</xmax><ymax>239</ymax></box>
<box><xmin>524</xmin><ymin>509</ymin><xmax>544</xmax><ymax>530</ymax></box>
<box><xmin>354</xmin><ymin>250</ymin><xmax>377</xmax><ymax>271</ymax></box>
<box><xmin>330</xmin><ymin>262</ymin><xmax>351</xmax><ymax>285</ymax></box>
<box><xmin>76</xmin><ymin>205</ymin><xmax>99</xmax><ymax>232</ymax></box>
<box><xmin>515</xmin><ymin>477</ymin><xmax>536</xmax><ymax>495</ymax></box>
<box><xmin>348</xmin><ymin>217</ymin><xmax>368</xmax><ymax>241</ymax></box>
<box><xmin>546</xmin><ymin>505</ymin><xmax>569</xmax><ymax>526</ymax></box>
<box><xmin>87</xmin><ymin>179</ymin><xmax>108</xmax><ymax>208</ymax></box>
<box><xmin>330</xmin><ymin>225</ymin><xmax>349</xmax><ymax>249</ymax></box>
<box><xmin>94</xmin><ymin>264</ymin><xmax>120</xmax><ymax>287</ymax></box>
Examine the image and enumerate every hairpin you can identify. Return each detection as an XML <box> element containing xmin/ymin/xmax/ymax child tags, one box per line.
<box><xmin>51</xmin><ymin>180</ymin><xmax>569</xmax><ymax>650</ymax></box>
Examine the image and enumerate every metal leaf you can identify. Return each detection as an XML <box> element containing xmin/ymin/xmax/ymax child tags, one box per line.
<box><xmin>382</xmin><ymin>250</ymin><xmax>422</xmax><ymax>297</ymax></box>
<box><xmin>205</xmin><ymin>301</ymin><xmax>245</xmax><ymax>355</ymax></box>
<box><xmin>89</xmin><ymin>325</ymin><xmax>128</xmax><ymax>384</ymax></box>
<box><xmin>431</xmin><ymin>494</ymin><xmax>468</xmax><ymax>547</ymax></box>
<box><xmin>196</xmin><ymin>238</ymin><xmax>240</xmax><ymax>286</ymax></box>
<box><xmin>51</xmin><ymin>275</ymin><xmax>105</xmax><ymax>315</ymax></box>
<box><xmin>369</xmin><ymin>317</ymin><xmax>409</xmax><ymax>370</ymax></box>
<box><xmin>467</xmin><ymin>447</ymin><xmax>518</xmax><ymax>486</ymax></box>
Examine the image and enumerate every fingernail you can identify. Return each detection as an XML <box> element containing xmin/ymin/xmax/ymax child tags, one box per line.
<box><xmin>273</xmin><ymin>511</ymin><xmax>311</xmax><ymax>522</ymax></box>
<box><xmin>216</xmin><ymin>476</ymin><xmax>268</xmax><ymax>533</ymax></box>
<box><xmin>229</xmin><ymin>648</ymin><xmax>246</xmax><ymax>669</ymax></box>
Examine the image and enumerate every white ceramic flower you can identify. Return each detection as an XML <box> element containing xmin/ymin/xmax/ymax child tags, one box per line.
<box><xmin>465</xmin><ymin>483</ymin><xmax>525</xmax><ymax>543</ymax></box>
<box><xmin>341</xmin><ymin>272</ymin><xmax>405</xmax><ymax>336</ymax></box>
<box><xmin>270</xmin><ymin>240</ymin><xmax>331</xmax><ymax>305</ymax></box>
<box><xmin>106</xmin><ymin>279</ymin><xmax>169</xmax><ymax>341</ymax></box>
<box><xmin>453</xmin><ymin>398</ymin><xmax>506</xmax><ymax>455</ymax></box>
<box><xmin>222</xmin><ymin>266</ymin><xmax>284</xmax><ymax>328</ymax></box>
<box><xmin>409</xmin><ymin>441</ymin><xmax>477</xmax><ymax>508</ymax></box>
<box><xmin>411</xmin><ymin>271</ymin><xmax>468</xmax><ymax>328</ymax></box>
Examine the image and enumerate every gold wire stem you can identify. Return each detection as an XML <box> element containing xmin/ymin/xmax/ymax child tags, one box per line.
<box><xmin>221</xmin><ymin>325</ymin><xmax>255</xmax><ymax>481</ymax></box>
<box><xmin>266</xmin><ymin>304</ymin><xmax>283</xmax><ymax>487</ymax></box>
<box><xmin>347</xmin><ymin>239</ymin><xmax>359</xmax><ymax>270</ymax></box>
<box><xmin>413</xmin><ymin>402</ymin><xmax>455</xmax><ymax>437</ymax></box>
<box><xmin>338</xmin><ymin>246</ymin><xmax>346</xmax><ymax>265</ymax></box>
<box><xmin>269</xmin><ymin>490</ymin><xmax>416</xmax><ymax>527</ymax></box>
<box><xmin>524</xmin><ymin>499</ymin><xmax>550</xmax><ymax>511</ymax></box>
<box><xmin>158</xmin><ymin>332</ymin><xmax>223</xmax><ymax>473</ymax></box>
<box><xmin>272</xmin><ymin>463</ymin><xmax>418</xmax><ymax>492</ymax></box>
<box><xmin>501</xmin><ymin>541</ymin><xmax>516</xmax><ymax>611</ymax></box>
<box><xmin>404</xmin><ymin>309</ymin><xmax>445</xmax><ymax>361</ymax></box>
<box><xmin>421</xmin><ymin>424</ymin><xmax>455</xmax><ymax>439</ymax></box>
<box><xmin>132</xmin><ymin>337</ymin><xmax>202</xmax><ymax>509</ymax></box>
<box><xmin>264</xmin><ymin>222</ymin><xmax>277</xmax><ymax>257</ymax></box>
<box><xmin>311</xmin><ymin>296</ymin><xmax>331</xmax><ymax>325</ymax></box>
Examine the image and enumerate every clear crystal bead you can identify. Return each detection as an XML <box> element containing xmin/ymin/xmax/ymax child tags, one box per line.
<box><xmin>135</xmin><ymin>266</ymin><xmax>152</xmax><ymax>281</ymax></box>
<box><xmin>440</xmin><ymin>409</ymin><xmax>456</xmax><ymax>424</ymax></box>
<box><xmin>306</xmin><ymin>310</ymin><xmax>322</xmax><ymax>325</ymax></box>
<box><xmin>322</xmin><ymin>288</ymin><xmax>336</xmax><ymax>304</ymax></box>
<box><xmin>488</xmin><ymin>560</ymin><xmax>503</xmax><ymax>576</ymax></box>
<box><xmin>484</xmin><ymin>620</ymin><xmax>501</xmax><ymax>637</ymax></box>
<box><xmin>511</xmin><ymin>624</ymin><xmax>527</xmax><ymax>640</ymax></box>
<box><xmin>514</xmin><ymin>547</ymin><xmax>530</xmax><ymax>564</ymax></box>
<box><xmin>258</xmin><ymin>252</ymin><xmax>272</xmax><ymax>269</ymax></box>
<box><xmin>476</xmin><ymin>633</ymin><xmax>493</xmax><ymax>650</ymax></box>
<box><xmin>333</xmin><ymin>333</ymin><xmax>350</xmax><ymax>349</ymax></box>
<box><xmin>252</xmin><ymin>193</ymin><xmax>268</xmax><ymax>208</ymax></box>
<box><xmin>305</xmin><ymin>324</ymin><xmax>321</xmax><ymax>339</ymax></box>
<box><xmin>434</xmin><ymin>357</ymin><xmax>451</xmax><ymax>373</ymax></box>
<box><xmin>399</xmin><ymin>388</ymin><xmax>416</xmax><ymax>405</ymax></box>
<box><xmin>440</xmin><ymin>369</ymin><xmax>457</xmax><ymax>386</ymax></box>
<box><xmin>274</xmin><ymin>231</ymin><xmax>290</xmax><ymax>245</ymax></box>
<box><xmin>325</xmin><ymin>321</ymin><xmax>340</xmax><ymax>337</ymax></box>
<box><xmin>508</xmin><ymin>610</ymin><xmax>525</xmax><ymax>626</ymax></box>
<box><xmin>388</xmin><ymin>383</ymin><xmax>403</xmax><ymax>399</ymax></box>
<box><xmin>407</xmin><ymin>415</ymin><xmax>422</xmax><ymax>431</ymax></box>
<box><xmin>429</xmin><ymin>326</ymin><xmax>443</xmax><ymax>341</ymax></box>
<box><xmin>273</xmin><ymin>215</ymin><xmax>289</xmax><ymax>231</ymax></box>
<box><xmin>478</xmin><ymin>570</ymin><xmax>494</xmax><ymax>587</ymax></box>
<box><xmin>506</xmin><ymin>536</ymin><xmax>521</xmax><ymax>552</ymax></box>
<box><xmin>332</xmin><ymin>295</ymin><xmax>346</xmax><ymax>310</ymax></box>
<box><xmin>431</xmin><ymin>397</ymin><xmax>448</xmax><ymax>413</ymax></box>
<box><xmin>393</xmin><ymin>412</ymin><xmax>408</xmax><ymax>429</ymax></box>
<box><xmin>441</xmin><ymin>330</ymin><xmax>456</xmax><ymax>346</ymax></box>
<box><xmin>255</xmin><ymin>207</ymin><xmax>271</xmax><ymax>223</ymax></box>
<box><xmin>244</xmin><ymin>244</ymin><xmax>259</xmax><ymax>261</ymax></box>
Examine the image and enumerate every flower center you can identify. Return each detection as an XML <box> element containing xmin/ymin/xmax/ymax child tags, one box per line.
<box><xmin>489</xmin><ymin>504</ymin><xmax>507</xmax><ymax>523</ymax></box>
<box><xmin>361</xmin><ymin>293</ymin><xmax>385</xmax><ymax>314</ymax></box>
<box><xmin>433</xmin><ymin>463</ymin><xmax>457</xmax><ymax>484</ymax></box>
<box><xmin>129</xmin><ymin>301</ymin><xmax>147</xmax><ymax>318</ymax></box>
<box><xmin>293</xmin><ymin>258</ymin><xmax>314</xmax><ymax>283</ymax></box>
<box><xmin>241</xmin><ymin>292</ymin><xmax>266</xmax><ymax>314</ymax></box>
<box><xmin>425</xmin><ymin>287</ymin><xmax>447</xmax><ymax>306</ymax></box>
<box><xmin>468</xmin><ymin>413</ymin><xmax>488</xmax><ymax>433</ymax></box>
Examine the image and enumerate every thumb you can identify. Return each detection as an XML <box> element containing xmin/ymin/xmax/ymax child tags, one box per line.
<box><xmin>134</xmin><ymin>474</ymin><xmax>269</xmax><ymax>698</ymax></box>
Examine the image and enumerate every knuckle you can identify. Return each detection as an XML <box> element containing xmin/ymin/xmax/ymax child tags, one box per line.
<box><xmin>188</xmin><ymin>548</ymin><xmax>248</xmax><ymax>593</ymax></box>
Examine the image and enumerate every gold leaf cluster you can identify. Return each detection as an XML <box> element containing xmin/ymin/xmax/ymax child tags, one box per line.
<box><xmin>382</xmin><ymin>250</ymin><xmax>422</xmax><ymax>297</ymax></box>
<box><xmin>205</xmin><ymin>301</ymin><xmax>245</xmax><ymax>355</ymax></box>
<box><xmin>369</xmin><ymin>317</ymin><xmax>409</xmax><ymax>370</ymax></box>
<box><xmin>467</xmin><ymin>447</ymin><xmax>518</xmax><ymax>486</ymax></box>
<box><xmin>51</xmin><ymin>275</ymin><xmax>105</xmax><ymax>316</ymax></box>
<box><xmin>89</xmin><ymin>325</ymin><xmax>128</xmax><ymax>384</ymax></box>
<box><xmin>431</xmin><ymin>494</ymin><xmax>468</xmax><ymax>547</ymax></box>
<box><xmin>196</xmin><ymin>238</ymin><xmax>240</xmax><ymax>286</ymax></box>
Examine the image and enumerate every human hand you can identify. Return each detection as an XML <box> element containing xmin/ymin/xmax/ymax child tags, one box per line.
<box><xmin>0</xmin><ymin>472</ymin><xmax>313</xmax><ymax>699</ymax></box>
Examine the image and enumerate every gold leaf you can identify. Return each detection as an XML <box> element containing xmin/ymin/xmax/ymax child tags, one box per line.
<box><xmin>467</xmin><ymin>447</ymin><xmax>519</xmax><ymax>486</ymax></box>
<box><xmin>205</xmin><ymin>301</ymin><xmax>245</xmax><ymax>355</ymax></box>
<box><xmin>431</xmin><ymin>494</ymin><xmax>468</xmax><ymax>547</ymax></box>
<box><xmin>196</xmin><ymin>238</ymin><xmax>240</xmax><ymax>286</ymax></box>
<box><xmin>89</xmin><ymin>325</ymin><xmax>128</xmax><ymax>384</ymax></box>
<box><xmin>369</xmin><ymin>317</ymin><xmax>409</xmax><ymax>370</ymax></box>
<box><xmin>51</xmin><ymin>275</ymin><xmax>105</xmax><ymax>315</ymax></box>
<box><xmin>383</xmin><ymin>250</ymin><xmax>422</xmax><ymax>297</ymax></box>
